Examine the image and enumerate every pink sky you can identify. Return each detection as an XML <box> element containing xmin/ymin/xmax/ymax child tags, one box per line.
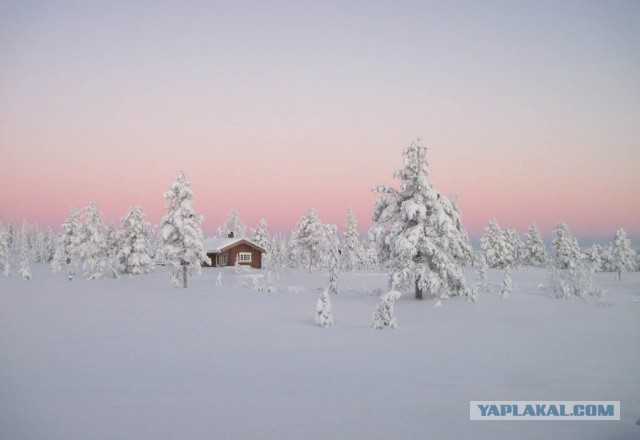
<box><xmin>1</xmin><ymin>1</ymin><xmax>639</xmax><ymax>240</ymax></box>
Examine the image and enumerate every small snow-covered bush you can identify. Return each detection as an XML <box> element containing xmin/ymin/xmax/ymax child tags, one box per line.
<box><xmin>215</xmin><ymin>272</ymin><xmax>222</xmax><ymax>287</ymax></box>
<box><xmin>499</xmin><ymin>267</ymin><xmax>512</xmax><ymax>298</ymax></box>
<box><xmin>254</xmin><ymin>271</ymin><xmax>277</xmax><ymax>293</ymax></box>
<box><xmin>371</xmin><ymin>290</ymin><xmax>402</xmax><ymax>329</ymax></box>
<box><xmin>550</xmin><ymin>262</ymin><xmax>603</xmax><ymax>300</ymax></box>
<box><xmin>316</xmin><ymin>289</ymin><xmax>334</xmax><ymax>327</ymax></box>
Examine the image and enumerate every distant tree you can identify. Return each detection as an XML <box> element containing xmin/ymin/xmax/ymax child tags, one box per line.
<box><xmin>371</xmin><ymin>290</ymin><xmax>402</xmax><ymax>329</ymax></box>
<box><xmin>611</xmin><ymin>228</ymin><xmax>636</xmax><ymax>281</ymax></box>
<box><xmin>52</xmin><ymin>208</ymin><xmax>81</xmax><ymax>279</ymax></box>
<box><xmin>269</xmin><ymin>234</ymin><xmax>288</xmax><ymax>268</ymax></box>
<box><xmin>524</xmin><ymin>223</ymin><xmax>548</xmax><ymax>266</ymax></box>
<box><xmin>369</xmin><ymin>140</ymin><xmax>473</xmax><ymax>300</ymax></box>
<box><xmin>289</xmin><ymin>208</ymin><xmax>332</xmax><ymax>272</ymax></box>
<box><xmin>551</xmin><ymin>222</ymin><xmax>582</xmax><ymax>269</ymax></box>
<box><xmin>20</xmin><ymin>221</ymin><xmax>32</xmax><ymax>281</ymax></box>
<box><xmin>316</xmin><ymin>288</ymin><xmax>334</xmax><ymax>328</ymax></box>
<box><xmin>0</xmin><ymin>218</ymin><xmax>11</xmax><ymax>277</ymax></box>
<box><xmin>218</xmin><ymin>208</ymin><xmax>246</xmax><ymax>239</ymax></box>
<box><xmin>505</xmin><ymin>228</ymin><xmax>525</xmax><ymax>267</ymax></box>
<box><xmin>118</xmin><ymin>206</ymin><xmax>153</xmax><ymax>275</ymax></box>
<box><xmin>341</xmin><ymin>207</ymin><xmax>362</xmax><ymax>271</ymax></box>
<box><xmin>7</xmin><ymin>219</ymin><xmax>16</xmax><ymax>250</ymax></box>
<box><xmin>251</xmin><ymin>218</ymin><xmax>271</xmax><ymax>267</ymax></box>
<box><xmin>72</xmin><ymin>200</ymin><xmax>114</xmax><ymax>280</ymax></box>
<box><xmin>585</xmin><ymin>244</ymin><xmax>604</xmax><ymax>272</ymax></box>
<box><xmin>480</xmin><ymin>218</ymin><xmax>514</xmax><ymax>269</ymax></box>
<box><xmin>499</xmin><ymin>267</ymin><xmax>512</xmax><ymax>298</ymax></box>
<box><xmin>327</xmin><ymin>225</ymin><xmax>339</xmax><ymax>295</ymax></box>
<box><xmin>106</xmin><ymin>222</ymin><xmax>120</xmax><ymax>264</ymax></box>
<box><xmin>361</xmin><ymin>239</ymin><xmax>379</xmax><ymax>270</ymax></box>
<box><xmin>157</xmin><ymin>171</ymin><xmax>210</xmax><ymax>288</ymax></box>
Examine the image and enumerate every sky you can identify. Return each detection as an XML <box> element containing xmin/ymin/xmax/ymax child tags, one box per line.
<box><xmin>1</xmin><ymin>0</ymin><xmax>639</xmax><ymax>241</ymax></box>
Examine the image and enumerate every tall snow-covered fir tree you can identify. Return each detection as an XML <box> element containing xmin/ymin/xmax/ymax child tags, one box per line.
<box><xmin>289</xmin><ymin>208</ymin><xmax>332</xmax><ymax>272</ymax></box>
<box><xmin>341</xmin><ymin>207</ymin><xmax>363</xmax><ymax>271</ymax></box>
<box><xmin>611</xmin><ymin>227</ymin><xmax>636</xmax><ymax>281</ymax></box>
<box><xmin>552</xmin><ymin>222</ymin><xmax>582</xmax><ymax>270</ymax></box>
<box><xmin>218</xmin><ymin>208</ymin><xmax>247</xmax><ymax>238</ymax></box>
<box><xmin>0</xmin><ymin>218</ymin><xmax>11</xmax><ymax>277</ymax></box>
<box><xmin>157</xmin><ymin>171</ymin><xmax>210</xmax><ymax>288</ymax></box>
<box><xmin>72</xmin><ymin>200</ymin><xmax>114</xmax><ymax>280</ymax></box>
<box><xmin>369</xmin><ymin>139</ymin><xmax>473</xmax><ymax>300</ymax></box>
<box><xmin>480</xmin><ymin>218</ymin><xmax>514</xmax><ymax>269</ymax></box>
<box><xmin>52</xmin><ymin>208</ymin><xmax>81</xmax><ymax>279</ymax></box>
<box><xmin>524</xmin><ymin>223</ymin><xmax>548</xmax><ymax>266</ymax></box>
<box><xmin>118</xmin><ymin>206</ymin><xmax>153</xmax><ymax>275</ymax></box>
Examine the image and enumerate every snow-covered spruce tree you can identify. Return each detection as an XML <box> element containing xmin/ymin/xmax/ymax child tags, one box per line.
<box><xmin>7</xmin><ymin>219</ymin><xmax>16</xmax><ymax>250</ymax></box>
<box><xmin>342</xmin><ymin>207</ymin><xmax>362</xmax><ymax>271</ymax></box>
<box><xmin>52</xmin><ymin>208</ymin><xmax>81</xmax><ymax>279</ymax></box>
<box><xmin>106</xmin><ymin>222</ymin><xmax>120</xmax><ymax>265</ymax></box>
<box><xmin>585</xmin><ymin>244</ymin><xmax>604</xmax><ymax>272</ymax></box>
<box><xmin>551</xmin><ymin>222</ymin><xmax>582</xmax><ymax>270</ymax></box>
<box><xmin>118</xmin><ymin>206</ymin><xmax>153</xmax><ymax>275</ymax></box>
<box><xmin>251</xmin><ymin>218</ymin><xmax>271</xmax><ymax>267</ymax></box>
<box><xmin>600</xmin><ymin>246</ymin><xmax>614</xmax><ymax>272</ymax></box>
<box><xmin>20</xmin><ymin>222</ymin><xmax>32</xmax><ymax>281</ymax></box>
<box><xmin>361</xmin><ymin>239</ymin><xmax>379</xmax><ymax>270</ymax></box>
<box><xmin>369</xmin><ymin>139</ymin><xmax>474</xmax><ymax>300</ymax></box>
<box><xmin>473</xmin><ymin>255</ymin><xmax>490</xmax><ymax>296</ymax></box>
<box><xmin>505</xmin><ymin>228</ymin><xmax>525</xmax><ymax>267</ymax></box>
<box><xmin>218</xmin><ymin>208</ymin><xmax>246</xmax><ymax>238</ymax></box>
<box><xmin>0</xmin><ymin>218</ymin><xmax>11</xmax><ymax>276</ymax></box>
<box><xmin>480</xmin><ymin>218</ymin><xmax>514</xmax><ymax>269</ymax></box>
<box><xmin>315</xmin><ymin>288</ymin><xmax>334</xmax><ymax>328</ymax></box>
<box><xmin>72</xmin><ymin>200</ymin><xmax>116</xmax><ymax>280</ymax></box>
<box><xmin>269</xmin><ymin>234</ymin><xmax>287</xmax><ymax>268</ymax></box>
<box><xmin>327</xmin><ymin>224</ymin><xmax>339</xmax><ymax>295</ymax></box>
<box><xmin>524</xmin><ymin>223</ymin><xmax>548</xmax><ymax>266</ymax></box>
<box><xmin>157</xmin><ymin>171</ymin><xmax>210</xmax><ymax>288</ymax></box>
<box><xmin>371</xmin><ymin>290</ymin><xmax>402</xmax><ymax>329</ymax></box>
<box><xmin>290</xmin><ymin>208</ymin><xmax>332</xmax><ymax>272</ymax></box>
<box><xmin>611</xmin><ymin>228</ymin><xmax>636</xmax><ymax>281</ymax></box>
<box><xmin>499</xmin><ymin>267</ymin><xmax>512</xmax><ymax>298</ymax></box>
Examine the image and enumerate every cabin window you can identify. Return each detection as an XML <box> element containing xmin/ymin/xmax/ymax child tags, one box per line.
<box><xmin>238</xmin><ymin>252</ymin><xmax>252</xmax><ymax>263</ymax></box>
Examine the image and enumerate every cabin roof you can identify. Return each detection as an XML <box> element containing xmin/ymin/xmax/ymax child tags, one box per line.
<box><xmin>203</xmin><ymin>237</ymin><xmax>266</xmax><ymax>254</ymax></box>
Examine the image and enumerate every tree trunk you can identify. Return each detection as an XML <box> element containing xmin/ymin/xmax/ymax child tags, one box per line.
<box><xmin>182</xmin><ymin>264</ymin><xmax>187</xmax><ymax>288</ymax></box>
<box><xmin>415</xmin><ymin>278</ymin><xmax>423</xmax><ymax>300</ymax></box>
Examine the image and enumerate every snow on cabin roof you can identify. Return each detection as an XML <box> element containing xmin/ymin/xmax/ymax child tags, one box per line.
<box><xmin>203</xmin><ymin>237</ymin><xmax>266</xmax><ymax>254</ymax></box>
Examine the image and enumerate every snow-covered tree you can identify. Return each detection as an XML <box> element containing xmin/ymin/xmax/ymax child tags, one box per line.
<box><xmin>269</xmin><ymin>234</ymin><xmax>288</xmax><ymax>268</ymax></box>
<box><xmin>315</xmin><ymin>288</ymin><xmax>334</xmax><ymax>327</ymax></box>
<box><xmin>473</xmin><ymin>255</ymin><xmax>490</xmax><ymax>296</ymax></box>
<box><xmin>52</xmin><ymin>208</ymin><xmax>81</xmax><ymax>279</ymax></box>
<box><xmin>20</xmin><ymin>221</ymin><xmax>32</xmax><ymax>281</ymax></box>
<box><xmin>361</xmin><ymin>240</ymin><xmax>379</xmax><ymax>270</ymax></box>
<box><xmin>218</xmin><ymin>208</ymin><xmax>246</xmax><ymax>239</ymax></box>
<box><xmin>0</xmin><ymin>218</ymin><xmax>11</xmax><ymax>277</ymax></box>
<box><xmin>371</xmin><ymin>290</ymin><xmax>402</xmax><ymax>329</ymax></box>
<box><xmin>106</xmin><ymin>222</ymin><xmax>120</xmax><ymax>264</ymax></box>
<box><xmin>341</xmin><ymin>207</ymin><xmax>362</xmax><ymax>271</ymax></box>
<box><xmin>290</xmin><ymin>208</ymin><xmax>332</xmax><ymax>272</ymax></box>
<box><xmin>524</xmin><ymin>223</ymin><xmax>548</xmax><ymax>266</ymax></box>
<box><xmin>611</xmin><ymin>228</ymin><xmax>636</xmax><ymax>281</ymax></box>
<box><xmin>551</xmin><ymin>222</ymin><xmax>582</xmax><ymax>269</ymax></box>
<box><xmin>585</xmin><ymin>244</ymin><xmax>604</xmax><ymax>272</ymax></box>
<box><xmin>157</xmin><ymin>171</ymin><xmax>210</xmax><ymax>288</ymax></box>
<box><xmin>216</xmin><ymin>272</ymin><xmax>222</xmax><ymax>287</ymax></box>
<box><xmin>600</xmin><ymin>246</ymin><xmax>614</xmax><ymax>272</ymax></box>
<box><xmin>254</xmin><ymin>270</ymin><xmax>277</xmax><ymax>293</ymax></box>
<box><xmin>118</xmin><ymin>206</ymin><xmax>153</xmax><ymax>275</ymax></box>
<box><xmin>480</xmin><ymin>218</ymin><xmax>514</xmax><ymax>269</ymax></box>
<box><xmin>72</xmin><ymin>200</ymin><xmax>115</xmax><ymax>280</ymax></box>
<box><xmin>369</xmin><ymin>139</ymin><xmax>473</xmax><ymax>300</ymax></box>
<box><xmin>327</xmin><ymin>225</ymin><xmax>339</xmax><ymax>295</ymax></box>
<box><xmin>550</xmin><ymin>261</ymin><xmax>603</xmax><ymax>300</ymax></box>
<box><xmin>499</xmin><ymin>267</ymin><xmax>512</xmax><ymax>298</ymax></box>
<box><xmin>251</xmin><ymin>218</ymin><xmax>270</xmax><ymax>267</ymax></box>
<box><xmin>505</xmin><ymin>228</ymin><xmax>525</xmax><ymax>267</ymax></box>
<box><xmin>7</xmin><ymin>219</ymin><xmax>16</xmax><ymax>250</ymax></box>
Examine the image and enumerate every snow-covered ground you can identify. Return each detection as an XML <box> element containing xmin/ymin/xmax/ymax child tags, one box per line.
<box><xmin>1</xmin><ymin>265</ymin><xmax>639</xmax><ymax>440</ymax></box>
